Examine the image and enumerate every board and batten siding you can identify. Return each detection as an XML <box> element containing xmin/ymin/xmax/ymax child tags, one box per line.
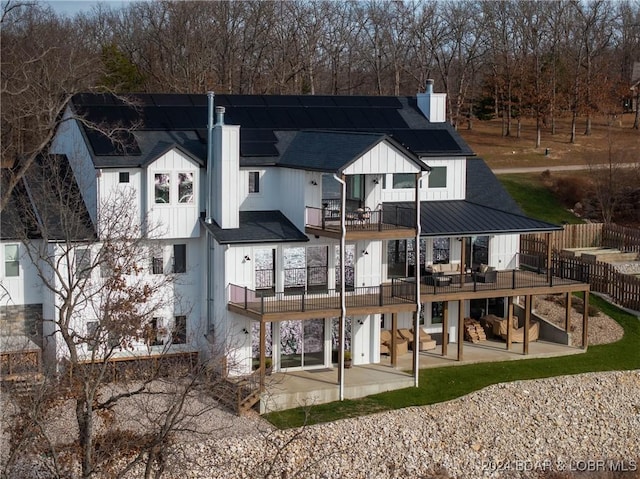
<box><xmin>278</xmin><ymin>168</ymin><xmax>308</xmax><ymax>231</ymax></box>
<box><xmin>98</xmin><ymin>169</ymin><xmax>143</xmax><ymax>230</ymax></box>
<box><xmin>421</xmin><ymin>158</ymin><xmax>466</xmax><ymax>202</ymax></box>
<box><xmin>490</xmin><ymin>234</ymin><xmax>519</xmax><ymax>270</ymax></box>
<box><xmin>147</xmin><ymin>149</ymin><xmax>200</xmax><ymax>240</ymax></box>
<box><xmin>50</xmin><ymin>108</ymin><xmax>98</xmax><ymax>223</ymax></box>
<box><xmin>343</xmin><ymin>142</ymin><xmax>421</xmax><ymax>176</ymax></box>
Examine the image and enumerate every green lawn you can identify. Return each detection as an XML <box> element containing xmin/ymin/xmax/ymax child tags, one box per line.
<box><xmin>265</xmin><ymin>294</ymin><xmax>639</xmax><ymax>429</ymax></box>
<box><xmin>498</xmin><ymin>174</ymin><xmax>583</xmax><ymax>225</ymax></box>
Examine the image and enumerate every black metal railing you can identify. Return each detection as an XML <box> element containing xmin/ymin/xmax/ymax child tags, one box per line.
<box><xmin>230</xmin><ymin>269</ymin><xmax>588</xmax><ymax>316</ymax></box>
<box><xmin>306</xmin><ymin>204</ymin><xmax>415</xmax><ymax>232</ymax></box>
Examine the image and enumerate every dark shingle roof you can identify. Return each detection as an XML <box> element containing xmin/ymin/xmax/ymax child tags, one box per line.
<box><xmin>465</xmin><ymin>158</ymin><xmax>524</xmax><ymax>215</ymax></box>
<box><xmin>1</xmin><ymin>155</ymin><xmax>95</xmax><ymax>242</ymax></box>
<box><xmin>277</xmin><ymin>131</ymin><xmax>425</xmax><ymax>173</ymax></box>
<box><xmin>200</xmin><ymin>211</ymin><xmax>308</xmax><ymax>245</ymax></box>
<box><xmin>70</xmin><ymin>93</ymin><xmax>474</xmax><ymax>168</ymax></box>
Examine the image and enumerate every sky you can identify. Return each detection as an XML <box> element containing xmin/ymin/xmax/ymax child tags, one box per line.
<box><xmin>45</xmin><ymin>0</ymin><xmax>129</xmax><ymax>17</ymax></box>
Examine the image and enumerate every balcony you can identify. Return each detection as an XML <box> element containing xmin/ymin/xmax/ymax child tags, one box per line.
<box><xmin>305</xmin><ymin>203</ymin><xmax>416</xmax><ymax>240</ymax></box>
<box><xmin>228</xmin><ymin>269</ymin><xmax>589</xmax><ymax>321</ymax></box>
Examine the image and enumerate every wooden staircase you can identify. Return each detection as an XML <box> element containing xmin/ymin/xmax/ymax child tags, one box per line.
<box><xmin>215</xmin><ymin>370</ymin><xmax>262</xmax><ymax>415</ymax></box>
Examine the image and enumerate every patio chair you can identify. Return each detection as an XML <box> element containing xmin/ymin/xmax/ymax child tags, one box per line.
<box><xmin>380</xmin><ymin>329</ymin><xmax>408</xmax><ymax>356</ymax></box>
<box><xmin>408</xmin><ymin>328</ymin><xmax>437</xmax><ymax>351</ymax></box>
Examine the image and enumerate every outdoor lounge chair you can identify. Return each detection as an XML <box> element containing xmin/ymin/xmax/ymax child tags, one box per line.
<box><xmin>411</xmin><ymin>328</ymin><xmax>437</xmax><ymax>351</ymax></box>
<box><xmin>398</xmin><ymin>328</ymin><xmax>437</xmax><ymax>351</ymax></box>
<box><xmin>380</xmin><ymin>329</ymin><xmax>408</xmax><ymax>356</ymax></box>
<box><xmin>492</xmin><ymin>316</ymin><xmax>539</xmax><ymax>343</ymax></box>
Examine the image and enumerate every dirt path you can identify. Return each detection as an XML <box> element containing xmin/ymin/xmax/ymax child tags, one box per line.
<box><xmin>493</xmin><ymin>162</ymin><xmax>639</xmax><ymax>174</ymax></box>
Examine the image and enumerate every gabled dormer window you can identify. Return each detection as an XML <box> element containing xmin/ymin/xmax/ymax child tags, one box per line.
<box><xmin>178</xmin><ymin>172</ymin><xmax>194</xmax><ymax>203</ymax></box>
<box><xmin>155</xmin><ymin>173</ymin><xmax>170</xmax><ymax>203</ymax></box>
<box><xmin>4</xmin><ymin>244</ymin><xmax>19</xmax><ymax>277</ymax></box>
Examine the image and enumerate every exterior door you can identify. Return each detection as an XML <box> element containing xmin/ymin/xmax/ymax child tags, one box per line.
<box><xmin>279</xmin><ymin>319</ymin><xmax>326</xmax><ymax>370</ymax></box>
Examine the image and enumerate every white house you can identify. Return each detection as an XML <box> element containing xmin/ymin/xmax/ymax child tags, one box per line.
<box><xmin>1</xmin><ymin>83</ymin><xmax>590</xmax><ymax>410</ymax></box>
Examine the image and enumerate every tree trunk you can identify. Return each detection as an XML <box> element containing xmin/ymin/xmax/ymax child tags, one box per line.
<box><xmin>633</xmin><ymin>91</ymin><xmax>639</xmax><ymax>130</ymax></box>
<box><xmin>77</xmin><ymin>397</ymin><xmax>94</xmax><ymax>478</ymax></box>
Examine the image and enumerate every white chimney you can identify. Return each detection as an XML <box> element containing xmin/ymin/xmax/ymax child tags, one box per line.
<box><xmin>205</xmin><ymin>91</ymin><xmax>215</xmax><ymax>224</ymax></box>
<box><xmin>417</xmin><ymin>79</ymin><xmax>447</xmax><ymax>123</ymax></box>
<box><xmin>212</xmin><ymin>104</ymin><xmax>240</xmax><ymax>229</ymax></box>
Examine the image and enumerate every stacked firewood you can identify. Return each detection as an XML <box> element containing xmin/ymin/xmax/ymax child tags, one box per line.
<box><xmin>463</xmin><ymin>318</ymin><xmax>487</xmax><ymax>343</ymax></box>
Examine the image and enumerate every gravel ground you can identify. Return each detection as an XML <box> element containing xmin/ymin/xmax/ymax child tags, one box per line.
<box><xmin>532</xmin><ymin>296</ymin><xmax>624</xmax><ymax>346</ymax></box>
<box><xmin>3</xmin><ymin>298</ymin><xmax>637</xmax><ymax>479</ymax></box>
<box><xmin>124</xmin><ymin>370</ymin><xmax>640</xmax><ymax>479</ymax></box>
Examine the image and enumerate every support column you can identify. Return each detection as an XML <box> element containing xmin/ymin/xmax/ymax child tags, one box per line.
<box><xmin>457</xmin><ymin>300</ymin><xmax>464</xmax><ymax>361</ymax></box>
<box><xmin>391</xmin><ymin>313</ymin><xmax>398</xmax><ymax>367</ymax></box>
<box><xmin>546</xmin><ymin>232</ymin><xmax>552</xmax><ymax>283</ymax></box>
<box><xmin>523</xmin><ymin>295</ymin><xmax>531</xmax><ymax>355</ymax></box>
<box><xmin>506</xmin><ymin>297</ymin><xmax>513</xmax><ymax>351</ymax></box>
<box><xmin>412</xmin><ymin>311</ymin><xmax>419</xmax><ymax>380</ymax></box>
<box><xmin>259</xmin><ymin>321</ymin><xmax>266</xmax><ymax>391</ymax></box>
<box><xmin>582</xmin><ymin>293</ymin><xmax>589</xmax><ymax>349</ymax></box>
<box><xmin>442</xmin><ymin>302</ymin><xmax>449</xmax><ymax>357</ymax></box>
<box><xmin>460</xmin><ymin>237</ymin><xmax>467</xmax><ymax>286</ymax></box>
<box><xmin>565</xmin><ymin>292</ymin><xmax>571</xmax><ymax>332</ymax></box>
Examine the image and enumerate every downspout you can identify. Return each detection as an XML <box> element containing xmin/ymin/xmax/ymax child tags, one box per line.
<box><xmin>414</xmin><ymin>170</ymin><xmax>429</xmax><ymax>387</ymax></box>
<box><xmin>205</xmin><ymin>91</ymin><xmax>215</xmax><ymax>224</ymax></box>
<box><xmin>333</xmin><ymin>173</ymin><xmax>347</xmax><ymax>401</ymax></box>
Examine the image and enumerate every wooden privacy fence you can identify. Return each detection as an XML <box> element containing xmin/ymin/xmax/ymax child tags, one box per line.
<box><xmin>522</xmin><ymin>223</ymin><xmax>640</xmax><ymax>311</ymax></box>
<box><xmin>551</xmin><ymin>254</ymin><xmax>640</xmax><ymax>311</ymax></box>
<box><xmin>521</xmin><ymin>223</ymin><xmax>640</xmax><ymax>255</ymax></box>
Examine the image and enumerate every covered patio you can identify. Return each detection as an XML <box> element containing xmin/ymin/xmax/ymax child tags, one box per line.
<box><xmin>260</xmin><ymin>338</ymin><xmax>584</xmax><ymax>413</ymax></box>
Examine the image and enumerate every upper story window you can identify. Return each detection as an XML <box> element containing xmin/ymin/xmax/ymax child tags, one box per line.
<box><xmin>119</xmin><ymin>172</ymin><xmax>130</xmax><ymax>183</ymax></box>
<box><xmin>178</xmin><ymin>172</ymin><xmax>194</xmax><ymax>203</ymax></box>
<box><xmin>173</xmin><ymin>244</ymin><xmax>186</xmax><ymax>273</ymax></box>
<box><xmin>155</xmin><ymin>173</ymin><xmax>170</xmax><ymax>203</ymax></box>
<box><xmin>4</xmin><ymin>244</ymin><xmax>19</xmax><ymax>277</ymax></box>
<box><xmin>155</xmin><ymin>172</ymin><xmax>195</xmax><ymax>204</ymax></box>
<box><xmin>151</xmin><ymin>249</ymin><xmax>164</xmax><ymax>275</ymax></box>
<box><xmin>248</xmin><ymin>171</ymin><xmax>260</xmax><ymax>193</ymax></box>
<box><xmin>392</xmin><ymin>173</ymin><xmax>414</xmax><ymax>189</ymax></box>
<box><xmin>76</xmin><ymin>247</ymin><xmax>91</xmax><ymax>279</ymax></box>
<box><xmin>428</xmin><ymin>167</ymin><xmax>447</xmax><ymax>188</ymax></box>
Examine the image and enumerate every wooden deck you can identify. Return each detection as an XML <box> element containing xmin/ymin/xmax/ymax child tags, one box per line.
<box><xmin>228</xmin><ymin>270</ymin><xmax>589</xmax><ymax>322</ymax></box>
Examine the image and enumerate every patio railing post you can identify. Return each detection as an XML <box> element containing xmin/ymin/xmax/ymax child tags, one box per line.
<box><xmin>261</xmin><ymin>294</ymin><xmax>264</xmax><ymax>314</ymax></box>
<box><xmin>512</xmin><ymin>269</ymin><xmax>516</xmax><ymax>289</ymax></box>
<box><xmin>379</xmin><ymin>285</ymin><xmax>384</xmax><ymax>306</ymax></box>
<box><xmin>244</xmin><ymin>286</ymin><xmax>248</xmax><ymax>309</ymax></box>
<box><xmin>301</xmin><ymin>290</ymin><xmax>306</xmax><ymax>312</ymax></box>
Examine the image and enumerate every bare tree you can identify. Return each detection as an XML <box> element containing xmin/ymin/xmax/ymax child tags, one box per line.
<box><xmin>0</xmin><ymin>2</ymin><xmax>105</xmax><ymax>211</ymax></box>
<box><xmin>4</xmin><ymin>154</ymin><xmax>185</xmax><ymax>477</ymax></box>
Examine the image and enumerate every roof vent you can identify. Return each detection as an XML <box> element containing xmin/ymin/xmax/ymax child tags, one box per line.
<box><xmin>215</xmin><ymin>106</ymin><xmax>225</xmax><ymax>125</ymax></box>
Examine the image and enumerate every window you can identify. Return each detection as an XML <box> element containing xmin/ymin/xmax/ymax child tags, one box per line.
<box><xmin>433</xmin><ymin>238</ymin><xmax>450</xmax><ymax>264</ymax></box>
<box><xmin>392</xmin><ymin>173</ymin><xmax>414</xmax><ymax>189</ymax></box>
<box><xmin>173</xmin><ymin>315</ymin><xmax>187</xmax><ymax>344</ymax></box>
<box><xmin>87</xmin><ymin>321</ymin><xmax>99</xmax><ymax>351</ymax></box>
<box><xmin>178</xmin><ymin>172</ymin><xmax>194</xmax><ymax>203</ymax></box>
<box><xmin>173</xmin><ymin>244</ymin><xmax>186</xmax><ymax>273</ymax></box>
<box><xmin>76</xmin><ymin>248</ymin><xmax>91</xmax><ymax>279</ymax></box>
<box><xmin>428</xmin><ymin>167</ymin><xmax>447</xmax><ymax>188</ymax></box>
<box><xmin>154</xmin><ymin>173</ymin><xmax>170</xmax><ymax>203</ymax></box>
<box><xmin>431</xmin><ymin>302</ymin><xmax>444</xmax><ymax>324</ymax></box>
<box><xmin>119</xmin><ymin>172</ymin><xmax>129</xmax><ymax>183</ymax></box>
<box><xmin>248</xmin><ymin>171</ymin><xmax>260</xmax><ymax>193</ymax></box>
<box><xmin>147</xmin><ymin>318</ymin><xmax>164</xmax><ymax>346</ymax></box>
<box><xmin>4</xmin><ymin>244</ymin><xmax>19</xmax><ymax>277</ymax></box>
<box><xmin>151</xmin><ymin>256</ymin><xmax>163</xmax><ymax>274</ymax></box>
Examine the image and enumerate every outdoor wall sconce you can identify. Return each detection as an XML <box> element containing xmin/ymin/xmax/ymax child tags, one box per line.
<box><xmin>243</xmin><ymin>255</ymin><xmax>251</xmax><ymax>262</ymax></box>
<box><xmin>372</xmin><ymin>178</ymin><xmax>379</xmax><ymax>184</ymax></box>
<box><xmin>310</xmin><ymin>180</ymin><xmax>318</xmax><ymax>186</ymax></box>
<box><xmin>362</xmin><ymin>249</ymin><xmax>369</xmax><ymax>255</ymax></box>
<box><xmin>357</xmin><ymin>319</ymin><xmax>364</xmax><ymax>325</ymax></box>
<box><xmin>242</xmin><ymin>328</ymin><xmax>249</xmax><ymax>335</ymax></box>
